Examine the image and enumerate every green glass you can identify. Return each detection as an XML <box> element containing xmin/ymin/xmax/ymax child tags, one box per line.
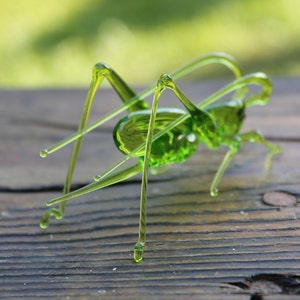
<box><xmin>39</xmin><ymin>52</ymin><xmax>282</xmax><ymax>263</ymax></box>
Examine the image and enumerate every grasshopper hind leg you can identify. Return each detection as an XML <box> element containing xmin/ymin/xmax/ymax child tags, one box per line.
<box><xmin>210</xmin><ymin>130</ymin><xmax>282</xmax><ymax>196</ymax></box>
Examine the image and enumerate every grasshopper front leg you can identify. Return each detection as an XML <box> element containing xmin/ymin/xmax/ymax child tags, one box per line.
<box><xmin>40</xmin><ymin>64</ymin><xmax>148</xmax><ymax>229</ymax></box>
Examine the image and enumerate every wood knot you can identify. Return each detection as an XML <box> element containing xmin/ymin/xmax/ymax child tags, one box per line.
<box><xmin>262</xmin><ymin>190</ymin><xmax>298</xmax><ymax>207</ymax></box>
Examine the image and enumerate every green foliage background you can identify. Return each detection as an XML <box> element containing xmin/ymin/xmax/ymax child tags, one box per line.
<box><xmin>1</xmin><ymin>0</ymin><xmax>300</xmax><ymax>87</ymax></box>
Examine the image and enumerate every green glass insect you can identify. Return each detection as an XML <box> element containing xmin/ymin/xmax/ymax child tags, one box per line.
<box><xmin>39</xmin><ymin>52</ymin><xmax>281</xmax><ymax>263</ymax></box>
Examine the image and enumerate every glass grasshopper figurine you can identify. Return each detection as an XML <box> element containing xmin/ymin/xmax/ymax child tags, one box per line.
<box><xmin>40</xmin><ymin>52</ymin><xmax>281</xmax><ymax>263</ymax></box>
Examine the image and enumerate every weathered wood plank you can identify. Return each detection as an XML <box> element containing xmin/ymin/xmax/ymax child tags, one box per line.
<box><xmin>0</xmin><ymin>79</ymin><xmax>299</xmax><ymax>299</ymax></box>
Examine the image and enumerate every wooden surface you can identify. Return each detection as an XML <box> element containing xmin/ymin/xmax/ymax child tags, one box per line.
<box><xmin>0</xmin><ymin>79</ymin><xmax>299</xmax><ymax>299</ymax></box>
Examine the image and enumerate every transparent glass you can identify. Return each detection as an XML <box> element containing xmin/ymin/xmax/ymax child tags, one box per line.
<box><xmin>39</xmin><ymin>52</ymin><xmax>282</xmax><ymax>263</ymax></box>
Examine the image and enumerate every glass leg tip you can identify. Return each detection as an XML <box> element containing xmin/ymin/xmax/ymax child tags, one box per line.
<box><xmin>40</xmin><ymin>208</ymin><xmax>64</xmax><ymax>229</ymax></box>
<box><xmin>133</xmin><ymin>242</ymin><xmax>145</xmax><ymax>263</ymax></box>
<box><xmin>210</xmin><ymin>187</ymin><xmax>219</xmax><ymax>197</ymax></box>
<box><xmin>40</xmin><ymin>149</ymin><xmax>49</xmax><ymax>158</ymax></box>
<box><xmin>39</xmin><ymin>219</ymin><xmax>49</xmax><ymax>229</ymax></box>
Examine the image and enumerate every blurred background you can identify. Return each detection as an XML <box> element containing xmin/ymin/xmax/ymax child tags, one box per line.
<box><xmin>1</xmin><ymin>0</ymin><xmax>299</xmax><ymax>87</ymax></box>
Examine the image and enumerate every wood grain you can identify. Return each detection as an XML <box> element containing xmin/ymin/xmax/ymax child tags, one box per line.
<box><xmin>0</xmin><ymin>79</ymin><xmax>299</xmax><ymax>299</ymax></box>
